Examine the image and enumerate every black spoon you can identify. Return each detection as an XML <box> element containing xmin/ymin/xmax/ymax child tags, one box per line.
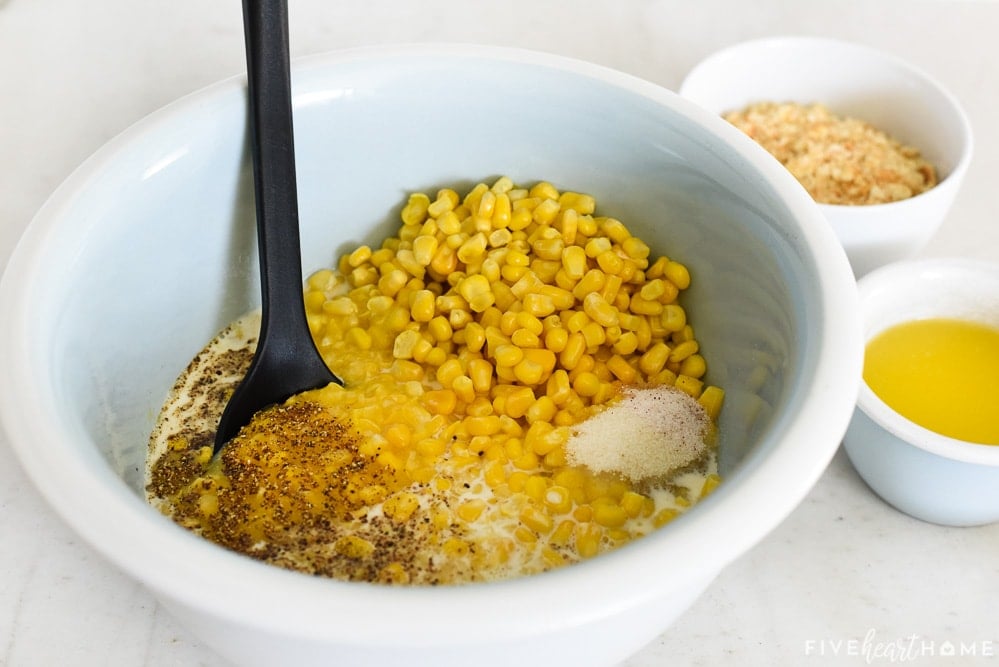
<box><xmin>214</xmin><ymin>0</ymin><xmax>341</xmax><ymax>453</ymax></box>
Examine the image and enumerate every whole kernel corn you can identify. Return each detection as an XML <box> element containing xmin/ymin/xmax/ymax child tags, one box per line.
<box><xmin>157</xmin><ymin>177</ymin><xmax>724</xmax><ymax>587</ymax></box>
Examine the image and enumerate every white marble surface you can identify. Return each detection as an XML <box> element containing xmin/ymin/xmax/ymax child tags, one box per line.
<box><xmin>2</xmin><ymin>1</ymin><xmax>998</xmax><ymax>665</ymax></box>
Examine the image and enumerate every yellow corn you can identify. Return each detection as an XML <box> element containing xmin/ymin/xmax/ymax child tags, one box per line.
<box><xmin>700</xmin><ymin>474</ymin><xmax>721</xmax><ymax>498</ymax></box>
<box><xmin>697</xmin><ymin>385</ymin><xmax>725</xmax><ymax>421</ymax></box>
<box><xmin>638</xmin><ymin>342</ymin><xmax>670</xmax><ymax>377</ymax></box>
<box><xmin>665</xmin><ymin>260</ymin><xmax>691</xmax><ymax>289</ymax></box>
<box><xmin>669</xmin><ymin>339</ymin><xmax>699</xmax><ymax>363</ymax></box>
<box><xmin>572</xmin><ymin>269</ymin><xmax>606</xmax><ymax>301</ymax></box>
<box><xmin>679</xmin><ymin>353</ymin><xmax>707</xmax><ymax>379</ymax></box>
<box><xmin>520</xmin><ymin>506</ymin><xmax>554</xmax><ymax>534</ymax></box>
<box><xmin>582</xmin><ymin>292</ymin><xmax>618</xmax><ymax>327</ymax></box>
<box><xmin>383</xmin><ymin>491</ymin><xmax>420</xmax><ymax>523</ymax></box>
<box><xmin>222</xmin><ymin>178</ymin><xmax>727</xmax><ymax>582</ymax></box>
<box><xmin>334</xmin><ymin>535</ymin><xmax>375</xmax><ymax>559</ymax></box>
<box><xmin>621</xmin><ymin>236</ymin><xmax>650</xmax><ymax>261</ymax></box>
<box><xmin>574</xmin><ymin>523</ymin><xmax>602</xmax><ymax>558</ymax></box>
<box><xmin>674</xmin><ymin>374</ymin><xmax>704</xmax><ymax>398</ymax></box>
<box><xmin>533</xmin><ymin>198</ymin><xmax>561</xmax><ymax>225</ymax></box>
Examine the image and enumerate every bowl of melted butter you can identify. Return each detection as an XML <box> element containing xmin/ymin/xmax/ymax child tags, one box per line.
<box><xmin>0</xmin><ymin>44</ymin><xmax>862</xmax><ymax>667</ymax></box>
<box><xmin>844</xmin><ymin>257</ymin><xmax>999</xmax><ymax>526</ymax></box>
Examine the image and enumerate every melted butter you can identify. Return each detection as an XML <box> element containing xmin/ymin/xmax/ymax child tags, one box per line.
<box><xmin>864</xmin><ymin>317</ymin><xmax>999</xmax><ymax>445</ymax></box>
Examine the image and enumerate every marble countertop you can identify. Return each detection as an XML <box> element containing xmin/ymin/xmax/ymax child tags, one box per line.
<box><xmin>2</xmin><ymin>1</ymin><xmax>998</xmax><ymax>665</ymax></box>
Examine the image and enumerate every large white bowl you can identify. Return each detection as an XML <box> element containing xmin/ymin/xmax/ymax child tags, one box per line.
<box><xmin>679</xmin><ymin>36</ymin><xmax>973</xmax><ymax>278</ymax></box>
<box><xmin>843</xmin><ymin>258</ymin><xmax>999</xmax><ymax>526</ymax></box>
<box><xmin>0</xmin><ymin>44</ymin><xmax>862</xmax><ymax>666</ymax></box>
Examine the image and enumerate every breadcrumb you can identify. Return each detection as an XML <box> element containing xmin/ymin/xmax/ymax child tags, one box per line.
<box><xmin>724</xmin><ymin>101</ymin><xmax>937</xmax><ymax>205</ymax></box>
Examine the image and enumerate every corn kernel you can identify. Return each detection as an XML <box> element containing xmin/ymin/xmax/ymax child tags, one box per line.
<box><xmin>665</xmin><ymin>260</ymin><xmax>691</xmax><ymax>290</ymax></box>
<box><xmin>512</xmin><ymin>449</ymin><xmax>539</xmax><ymax>470</ymax></box>
<box><xmin>592</xmin><ymin>501</ymin><xmax>628</xmax><ymax>528</ymax></box>
<box><xmin>543</xmin><ymin>485</ymin><xmax>573</xmax><ymax>514</ymax></box>
<box><xmin>514</xmin><ymin>525</ymin><xmax>538</xmax><ymax>544</ymax></box>
<box><xmin>410</xmin><ymin>289</ymin><xmax>436</xmax><ymax>322</ymax></box>
<box><xmin>383</xmin><ymin>491</ymin><xmax>420</xmax><ymax>523</ymax></box>
<box><xmin>467</xmin><ymin>358</ymin><xmax>494</xmax><ymax>394</ymax></box>
<box><xmin>511</xmin><ymin>328</ymin><xmax>540</xmax><ymax>348</ymax></box>
<box><xmin>596</xmin><ymin>249</ymin><xmax>624</xmax><ymax>275</ymax></box>
<box><xmin>560</xmin><ymin>245</ymin><xmax>588</xmax><ymax>280</ymax></box>
<box><xmin>540</xmin><ymin>285</ymin><xmax>575</xmax><ymax>310</ymax></box>
<box><xmin>520</xmin><ymin>505</ymin><xmax>554</xmax><ymax>534</ymax></box>
<box><xmin>533</xmin><ymin>198</ymin><xmax>561</xmax><ymax>225</ymax></box>
<box><xmin>532</xmin><ymin>237</ymin><xmax>565</xmax><ymax>261</ymax></box>
<box><xmin>484</xmin><ymin>460</ymin><xmax>507</xmax><ymax>488</ymax></box>
<box><xmin>600</xmin><ymin>217</ymin><xmax>630</xmax><ymax>243</ymax></box>
<box><xmin>401</xmin><ymin>193</ymin><xmax>430</xmax><ymax>225</ymax></box>
<box><xmin>572</xmin><ymin>269</ymin><xmax>606</xmax><ymax>300</ymax></box>
<box><xmin>559</xmin><ymin>192</ymin><xmax>596</xmax><ymax>214</ymax></box>
<box><xmin>612</xmin><ymin>331</ymin><xmax>638</xmax><ymax>355</ymax></box>
<box><xmin>584</xmin><ymin>237</ymin><xmax>612</xmax><ymax>258</ymax></box>
<box><xmin>580</xmin><ymin>321</ymin><xmax>607</xmax><ymax>348</ymax></box>
<box><xmin>513</xmin><ymin>358</ymin><xmax>545</xmax><ymax>385</ymax></box>
<box><xmin>503</xmin><ymin>386</ymin><xmax>536</xmax><ymax>419</ymax></box>
<box><xmin>621</xmin><ymin>236</ymin><xmax>650</xmax><ymax>260</ymax></box>
<box><xmin>412</xmin><ymin>234</ymin><xmax>439</xmax><ymax>267</ymax></box>
<box><xmin>466</xmin><ymin>415</ymin><xmax>502</xmax><ymax>436</ymax></box>
<box><xmin>653</xmin><ymin>508</ymin><xmax>679</xmax><ymax>528</ymax></box>
<box><xmin>700</xmin><ymin>474</ymin><xmax>721</xmax><ymax>498</ymax></box>
<box><xmin>606</xmin><ymin>354</ymin><xmax>637</xmax><ymax>383</ymax></box>
<box><xmin>582</xmin><ymin>292</ymin><xmax>619</xmax><ymax>327</ymax></box>
<box><xmin>452</xmin><ymin>375</ymin><xmax>476</xmax><ymax>403</ymax></box>
<box><xmin>461</xmin><ymin>320</ymin><xmax>485</xmax><ymax>352</ymax></box>
<box><xmin>630</xmin><ymin>294</ymin><xmax>663</xmax><ymax>316</ymax></box>
<box><xmin>679</xmin><ymin>353</ymin><xmax>707</xmax><ymax>379</ymax></box>
<box><xmin>524</xmin><ymin>475</ymin><xmax>548</xmax><ymax>502</ymax></box>
<box><xmin>620</xmin><ymin>491</ymin><xmax>648</xmax><ymax>518</ymax></box>
<box><xmin>572</xmin><ymin>371</ymin><xmax>601</xmax><ymax>397</ymax></box>
<box><xmin>525</xmin><ymin>395</ymin><xmax>557</xmax><ymax>424</ymax></box>
<box><xmin>661</xmin><ymin>304</ymin><xmax>686</xmax><ymax>332</ymax></box>
<box><xmin>334</xmin><ymin>535</ymin><xmax>375</xmax><ymax>559</ymax></box>
<box><xmin>550</xmin><ymin>519</ymin><xmax>575</xmax><ymax>546</ymax></box>
<box><xmin>457</xmin><ymin>499</ymin><xmax>488</xmax><ymax>522</ymax></box>
<box><xmin>574</xmin><ymin>523</ymin><xmax>602</xmax><ymax>558</ymax></box>
<box><xmin>436</xmin><ymin>358</ymin><xmax>463</xmax><ymax>387</ymax></box>
<box><xmin>428</xmin><ymin>187</ymin><xmax>458</xmax><ymax>215</ymax></box>
<box><xmin>529</xmin><ymin>181</ymin><xmax>559</xmax><ymax>200</ymax></box>
<box><xmin>674</xmin><ymin>374</ymin><xmax>704</xmax><ymax>398</ymax></box>
<box><xmin>430</xmin><ymin>244</ymin><xmax>458</xmax><ymax>276</ymax></box>
<box><xmin>638</xmin><ymin>342</ymin><xmax>670</xmax><ymax>377</ymax></box>
<box><xmin>511</xmin><ymin>311</ymin><xmax>541</xmax><ymax>335</ymax></box>
<box><xmin>669</xmin><ymin>339</ymin><xmax>700</xmax><ymax>363</ymax></box>
<box><xmin>559</xmin><ymin>208</ymin><xmax>579</xmax><ymax>245</ymax></box>
<box><xmin>697</xmin><ymin>385</ymin><xmax>725</xmax><ymax>421</ymax></box>
<box><xmin>494</xmin><ymin>344</ymin><xmax>524</xmax><ymax>367</ymax></box>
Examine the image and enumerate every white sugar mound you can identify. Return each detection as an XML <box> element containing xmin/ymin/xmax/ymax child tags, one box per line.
<box><xmin>566</xmin><ymin>386</ymin><xmax>710</xmax><ymax>482</ymax></box>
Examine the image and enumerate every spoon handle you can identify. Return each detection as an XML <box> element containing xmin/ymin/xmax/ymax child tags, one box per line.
<box><xmin>242</xmin><ymin>0</ymin><xmax>307</xmax><ymax>340</ymax></box>
<box><xmin>213</xmin><ymin>0</ymin><xmax>339</xmax><ymax>451</ymax></box>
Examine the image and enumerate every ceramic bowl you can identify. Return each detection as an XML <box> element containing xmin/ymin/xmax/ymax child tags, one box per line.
<box><xmin>0</xmin><ymin>44</ymin><xmax>862</xmax><ymax>667</ymax></box>
<box><xmin>679</xmin><ymin>36</ymin><xmax>973</xmax><ymax>277</ymax></box>
<box><xmin>843</xmin><ymin>258</ymin><xmax>999</xmax><ymax>527</ymax></box>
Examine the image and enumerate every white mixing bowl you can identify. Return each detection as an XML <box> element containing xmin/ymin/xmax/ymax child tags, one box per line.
<box><xmin>0</xmin><ymin>44</ymin><xmax>862</xmax><ymax>666</ymax></box>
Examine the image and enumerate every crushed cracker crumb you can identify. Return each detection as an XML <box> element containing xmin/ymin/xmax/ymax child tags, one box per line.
<box><xmin>724</xmin><ymin>101</ymin><xmax>937</xmax><ymax>206</ymax></box>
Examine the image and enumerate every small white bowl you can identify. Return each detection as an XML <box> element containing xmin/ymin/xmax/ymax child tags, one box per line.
<box><xmin>843</xmin><ymin>258</ymin><xmax>999</xmax><ymax>526</ymax></box>
<box><xmin>679</xmin><ymin>36</ymin><xmax>973</xmax><ymax>277</ymax></box>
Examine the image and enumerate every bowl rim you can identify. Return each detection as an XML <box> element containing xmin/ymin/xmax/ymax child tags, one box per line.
<box><xmin>679</xmin><ymin>34</ymin><xmax>975</xmax><ymax>212</ymax></box>
<box><xmin>0</xmin><ymin>42</ymin><xmax>863</xmax><ymax>643</ymax></box>
<box><xmin>855</xmin><ymin>257</ymin><xmax>999</xmax><ymax>466</ymax></box>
